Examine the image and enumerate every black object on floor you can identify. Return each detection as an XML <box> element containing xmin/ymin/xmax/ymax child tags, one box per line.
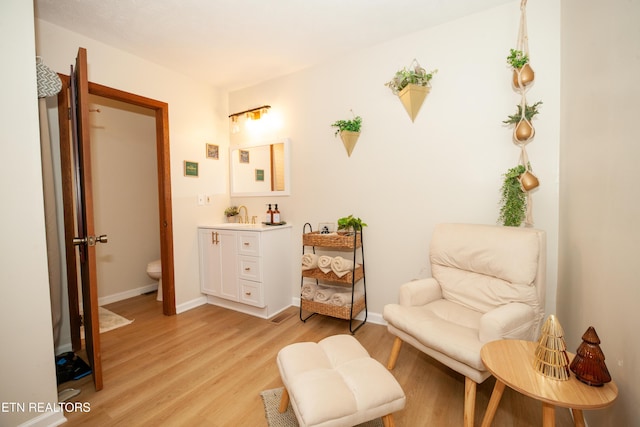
<box><xmin>55</xmin><ymin>352</ymin><xmax>92</xmax><ymax>385</ymax></box>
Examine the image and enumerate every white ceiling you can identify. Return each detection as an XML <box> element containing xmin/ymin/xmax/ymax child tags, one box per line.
<box><xmin>34</xmin><ymin>0</ymin><xmax>513</xmax><ymax>91</ymax></box>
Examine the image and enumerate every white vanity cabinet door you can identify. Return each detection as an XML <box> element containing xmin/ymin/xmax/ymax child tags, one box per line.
<box><xmin>198</xmin><ymin>228</ymin><xmax>239</xmax><ymax>301</ymax></box>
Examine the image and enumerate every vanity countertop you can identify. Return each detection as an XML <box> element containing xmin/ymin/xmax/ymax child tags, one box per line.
<box><xmin>199</xmin><ymin>222</ymin><xmax>292</xmax><ymax>232</ymax></box>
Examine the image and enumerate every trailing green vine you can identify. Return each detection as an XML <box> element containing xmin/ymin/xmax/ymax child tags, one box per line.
<box><xmin>498</xmin><ymin>165</ymin><xmax>527</xmax><ymax>227</ymax></box>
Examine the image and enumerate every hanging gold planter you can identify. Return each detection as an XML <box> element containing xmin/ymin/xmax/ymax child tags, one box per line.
<box><xmin>398</xmin><ymin>84</ymin><xmax>430</xmax><ymax>122</ymax></box>
<box><xmin>512</xmin><ymin>63</ymin><xmax>535</xmax><ymax>88</ymax></box>
<box><xmin>339</xmin><ymin>131</ymin><xmax>360</xmax><ymax>157</ymax></box>
<box><xmin>514</xmin><ymin>119</ymin><xmax>535</xmax><ymax>142</ymax></box>
<box><xmin>519</xmin><ymin>170</ymin><xmax>540</xmax><ymax>191</ymax></box>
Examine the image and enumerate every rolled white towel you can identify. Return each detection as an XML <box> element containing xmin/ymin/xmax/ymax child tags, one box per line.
<box><xmin>301</xmin><ymin>253</ymin><xmax>319</xmax><ymax>271</ymax></box>
<box><xmin>329</xmin><ymin>290</ymin><xmax>363</xmax><ymax>306</ymax></box>
<box><xmin>317</xmin><ymin>255</ymin><xmax>333</xmax><ymax>274</ymax></box>
<box><xmin>301</xmin><ymin>282</ymin><xmax>318</xmax><ymax>300</ymax></box>
<box><xmin>330</xmin><ymin>256</ymin><xmax>354</xmax><ymax>278</ymax></box>
<box><xmin>313</xmin><ymin>286</ymin><xmax>337</xmax><ymax>302</ymax></box>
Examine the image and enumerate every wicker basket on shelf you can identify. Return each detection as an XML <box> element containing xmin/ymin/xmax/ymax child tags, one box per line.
<box><xmin>301</xmin><ymin>265</ymin><xmax>364</xmax><ymax>284</ymax></box>
<box><xmin>303</xmin><ymin>231</ymin><xmax>361</xmax><ymax>249</ymax></box>
<box><xmin>301</xmin><ymin>296</ymin><xmax>366</xmax><ymax>320</ymax></box>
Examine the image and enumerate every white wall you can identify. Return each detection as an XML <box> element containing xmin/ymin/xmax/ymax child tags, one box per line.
<box><xmin>229</xmin><ymin>0</ymin><xmax>561</xmax><ymax>317</ymax></box>
<box><xmin>88</xmin><ymin>95</ymin><xmax>160</xmax><ymax>301</ymax></box>
<box><xmin>0</xmin><ymin>1</ymin><xmax>65</xmax><ymax>426</ymax></box>
<box><xmin>558</xmin><ymin>0</ymin><xmax>640</xmax><ymax>424</ymax></box>
<box><xmin>35</xmin><ymin>20</ymin><xmax>231</xmax><ymax>311</ymax></box>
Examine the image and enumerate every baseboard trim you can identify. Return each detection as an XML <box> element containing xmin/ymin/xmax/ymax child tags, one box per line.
<box><xmin>176</xmin><ymin>296</ymin><xmax>208</xmax><ymax>314</ymax></box>
<box><xmin>17</xmin><ymin>410</ymin><xmax>66</xmax><ymax>427</ymax></box>
<box><xmin>97</xmin><ymin>283</ymin><xmax>158</xmax><ymax>306</ymax></box>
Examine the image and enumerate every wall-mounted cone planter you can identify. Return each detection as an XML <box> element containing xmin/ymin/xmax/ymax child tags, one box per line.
<box><xmin>512</xmin><ymin>64</ymin><xmax>535</xmax><ymax>88</ymax></box>
<box><xmin>339</xmin><ymin>131</ymin><xmax>360</xmax><ymax>157</ymax></box>
<box><xmin>398</xmin><ymin>84</ymin><xmax>430</xmax><ymax>122</ymax></box>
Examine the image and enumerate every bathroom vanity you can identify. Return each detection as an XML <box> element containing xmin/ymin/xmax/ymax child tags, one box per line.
<box><xmin>198</xmin><ymin>223</ymin><xmax>292</xmax><ymax>319</ymax></box>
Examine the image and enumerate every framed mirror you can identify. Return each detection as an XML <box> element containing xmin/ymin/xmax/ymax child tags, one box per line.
<box><xmin>230</xmin><ymin>138</ymin><xmax>291</xmax><ymax>197</ymax></box>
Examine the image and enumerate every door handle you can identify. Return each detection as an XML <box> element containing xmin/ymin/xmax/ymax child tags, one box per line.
<box><xmin>73</xmin><ymin>234</ymin><xmax>108</xmax><ymax>246</ymax></box>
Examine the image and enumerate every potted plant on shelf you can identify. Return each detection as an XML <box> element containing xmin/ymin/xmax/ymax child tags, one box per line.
<box><xmin>337</xmin><ymin>215</ymin><xmax>367</xmax><ymax>234</ymax></box>
<box><xmin>331</xmin><ymin>112</ymin><xmax>362</xmax><ymax>157</ymax></box>
<box><xmin>503</xmin><ymin>101</ymin><xmax>542</xmax><ymax>142</ymax></box>
<box><xmin>385</xmin><ymin>59</ymin><xmax>437</xmax><ymax>122</ymax></box>
<box><xmin>507</xmin><ymin>48</ymin><xmax>535</xmax><ymax>88</ymax></box>
<box><xmin>224</xmin><ymin>206</ymin><xmax>239</xmax><ymax>222</ymax></box>
<box><xmin>498</xmin><ymin>165</ymin><xmax>527</xmax><ymax>227</ymax></box>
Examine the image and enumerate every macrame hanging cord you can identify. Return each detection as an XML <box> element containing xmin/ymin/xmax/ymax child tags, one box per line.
<box><xmin>515</xmin><ymin>0</ymin><xmax>536</xmax><ymax>226</ymax></box>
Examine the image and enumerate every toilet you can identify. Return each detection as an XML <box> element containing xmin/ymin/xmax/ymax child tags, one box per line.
<box><xmin>146</xmin><ymin>259</ymin><xmax>162</xmax><ymax>301</ymax></box>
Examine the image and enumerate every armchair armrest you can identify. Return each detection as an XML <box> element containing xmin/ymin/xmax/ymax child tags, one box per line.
<box><xmin>399</xmin><ymin>278</ymin><xmax>442</xmax><ymax>307</ymax></box>
<box><xmin>479</xmin><ymin>303</ymin><xmax>536</xmax><ymax>343</ymax></box>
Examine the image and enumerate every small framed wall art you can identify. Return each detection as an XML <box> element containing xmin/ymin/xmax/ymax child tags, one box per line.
<box><xmin>206</xmin><ymin>143</ymin><xmax>219</xmax><ymax>159</ymax></box>
<box><xmin>255</xmin><ymin>169</ymin><xmax>264</xmax><ymax>181</ymax></box>
<box><xmin>239</xmin><ymin>150</ymin><xmax>250</xmax><ymax>164</ymax></box>
<box><xmin>184</xmin><ymin>160</ymin><xmax>198</xmax><ymax>177</ymax></box>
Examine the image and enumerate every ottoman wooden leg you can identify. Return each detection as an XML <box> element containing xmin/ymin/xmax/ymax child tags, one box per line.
<box><xmin>382</xmin><ymin>413</ymin><xmax>395</xmax><ymax>427</ymax></box>
<box><xmin>278</xmin><ymin>388</ymin><xmax>290</xmax><ymax>413</ymax></box>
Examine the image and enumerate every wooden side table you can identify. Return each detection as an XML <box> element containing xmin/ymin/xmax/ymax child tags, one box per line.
<box><xmin>480</xmin><ymin>340</ymin><xmax>617</xmax><ymax>427</ymax></box>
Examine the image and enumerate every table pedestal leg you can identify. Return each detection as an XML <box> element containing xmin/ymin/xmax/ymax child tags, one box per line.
<box><xmin>571</xmin><ymin>409</ymin><xmax>585</xmax><ymax>427</ymax></box>
<box><xmin>542</xmin><ymin>402</ymin><xmax>556</xmax><ymax>427</ymax></box>
<box><xmin>480</xmin><ymin>380</ymin><xmax>506</xmax><ymax>427</ymax></box>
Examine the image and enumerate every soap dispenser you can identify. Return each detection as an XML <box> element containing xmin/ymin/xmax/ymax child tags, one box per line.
<box><xmin>273</xmin><ymin>204</ymin><xmax>281</xmax><ymax>224</ymax></box>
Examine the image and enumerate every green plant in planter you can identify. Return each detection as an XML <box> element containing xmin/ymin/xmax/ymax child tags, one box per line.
<box><xmin>224</xmin><ymin>206</ymin><xmax>239</xmax><ymax>217</ymax></box>
<box><xmin>506</xmin><ymin>49</ymin><xmax>529</xmax><ymax>69</ymax></box>
<box><xmin>337</xmin><ymin>215</ymin><xmax>368</xmax><ymax>233</ymax></box>
<box><xmin>385</xmin><ymin>61</ymin><xmax>438</xmax><ymax>95</ymax></box>
<box><xmin>503</xmin><ymin>101</ymin><xmax>543</xmax><ymax>124</ymax></box>
<box><xmin>331</xmin><ymin>115</ymin><xmax>362</xmax><ymax>137</ymax></box>
<box><xmin>498</xmin><ymin>165</ymin><xmax>527</xmax><ymax>227</ymax></box>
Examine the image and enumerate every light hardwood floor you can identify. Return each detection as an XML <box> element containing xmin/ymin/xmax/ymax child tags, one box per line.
<box><xmin>59</xmin><ymin>294</ymin><xmax>574</xmax><ymax>426</ymax></box>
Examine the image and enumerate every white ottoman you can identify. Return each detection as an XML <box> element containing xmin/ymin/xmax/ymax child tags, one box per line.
<box><xmin>277</xmin><ymin>335</ymin><xmax>406</xmax><ymax>427</ymax></box>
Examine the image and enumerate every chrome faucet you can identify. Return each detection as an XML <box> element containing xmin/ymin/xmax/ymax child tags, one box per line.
<box><xmin>238</xmin><ymin>205</ymin><xmax>249</xmax><ymax>224</ymax></box>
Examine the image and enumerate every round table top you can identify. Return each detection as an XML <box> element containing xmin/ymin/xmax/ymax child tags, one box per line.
<box><xmin>481</xmin><ymin>340</ymin><xmax>618</xmax><ymax>410</ymax></box>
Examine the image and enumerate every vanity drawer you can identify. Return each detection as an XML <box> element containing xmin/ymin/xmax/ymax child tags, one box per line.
<box><xmin>240</xmin><ymin>280</ymin><xmax>264</xmax><ymax>307</ymax></box>
<box><xmin>238</xmin><ymin>255</ymin><xmax>262</xmax><ymax>281</ymax></box>
<box><xmin>238</xmin><ymin>233</ymin><xmax>261</xmax><ymax>256</ymax></box>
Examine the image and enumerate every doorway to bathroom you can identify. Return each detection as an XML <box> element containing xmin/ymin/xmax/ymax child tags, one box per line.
<box><xmin>87</xmin><ymin>93</ymin><xmax>162</xmax><ymax>306</ymax></box>
<box><xmin>57</xmin><ymin>71</ymin><xmax>176</xmax><ymax>369</ymax></box>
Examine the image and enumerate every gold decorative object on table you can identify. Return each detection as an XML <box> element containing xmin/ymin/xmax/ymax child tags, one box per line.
<box><xmin>533</xmin><ymin>314</ymin><xmax>571</xmax><ymax>380</ymax></box>
<box><xmin>570</xmin><ymin>326</ymin><xmax>612</xmax><ymax>387</ymax></box>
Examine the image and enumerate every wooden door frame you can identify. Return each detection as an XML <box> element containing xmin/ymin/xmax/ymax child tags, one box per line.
<box><xmin>58</xmin><ymin>75</ymin><xmax>176</xmax><ymax>328</ymax></box>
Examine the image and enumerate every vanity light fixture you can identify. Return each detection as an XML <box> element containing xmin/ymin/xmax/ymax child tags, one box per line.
<box><xmin>229</xmin><ymin>105</ymin><xmax>271</xmax><ymax>122</ymax></box>
<box><xmin>230</xmin><ymin>115</ymin><xmax>240</xmax><ymax>134</ymax></box>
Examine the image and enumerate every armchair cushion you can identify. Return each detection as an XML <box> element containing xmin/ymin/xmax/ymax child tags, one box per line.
<box><xmin>478</xmin><ymin>302</ymin><xmax>536</xmax><ymax>343</ymax></box>
<box><xmin>398</xmin><ymin>278</ymin><xmax>442</xmax><ymax>307</ymax></box>
<box><xmin>384</xmin><ymin>300</ymin><xmax>485</xmax><ymax>371</ymax></box>
<box><xmin>431</xmin><ymin>265</ymin><xmax>541</xmax><ymax>315</ymax></box>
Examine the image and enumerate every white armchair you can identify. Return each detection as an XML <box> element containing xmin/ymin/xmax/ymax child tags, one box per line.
<box><xmin>383</xmin><ymin>223</ymin><xmax>546</xmax><ymax>427</ymax></box>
